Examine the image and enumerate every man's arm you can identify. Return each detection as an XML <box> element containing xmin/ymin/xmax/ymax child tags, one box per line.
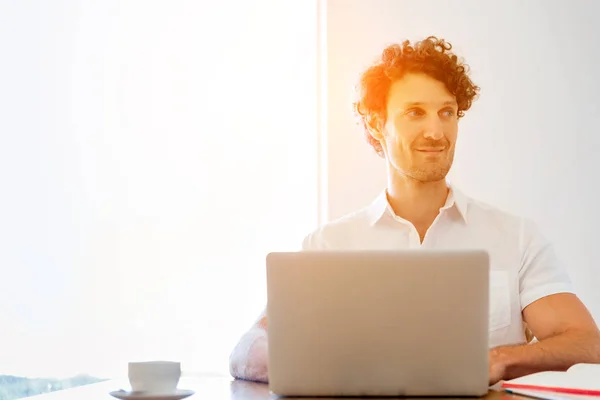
<box><xmin>229</xmin><ymin>310</ymin><xmax>269</xmax><ymax>383</ymax></box>
<box><xmin>488</xmin><ymin>218</ymin><xmax>600</xmax><ymax>385</ymax></box>
<box><xmin>490</xmin><ymin>292</ymin><xmax>600</xmax><ymax>382</ymax></box>
<box><xmin>229</xmin><ymin>232</ymin><xmax>319</xmax><ymax>382</ymax></box>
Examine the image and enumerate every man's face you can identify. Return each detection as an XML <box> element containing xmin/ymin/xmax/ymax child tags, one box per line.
<box><xmin>371</xmin><ymin>72</ymin><xmax>459</xmax><ymax>182</ymax></box>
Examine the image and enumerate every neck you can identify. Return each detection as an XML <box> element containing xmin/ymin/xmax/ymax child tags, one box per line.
<box><xmin>386</xmin><ymin>169</ymin><xmax>449</xmax><ymax>228</ymax></box>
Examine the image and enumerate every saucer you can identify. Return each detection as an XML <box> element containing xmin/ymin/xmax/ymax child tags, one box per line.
<box><xmin>109</xmin><ymin>389</ymin><xmax>195</xmax><ymax>400</ymax></box>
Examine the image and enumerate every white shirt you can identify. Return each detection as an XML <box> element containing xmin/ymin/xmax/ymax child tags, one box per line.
<box><xmin>301</xmin><ymin>184</ymin><xmax>574</xmax><ymax>348</ymax></box>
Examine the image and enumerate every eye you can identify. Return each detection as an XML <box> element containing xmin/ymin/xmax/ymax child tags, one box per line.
<box><xmin>405</xmin><ymin>108</ymin><xmax>425</xmax><ymax>117</ymax></box>
<box><xmin>440</xmin><ymin>109</ymin><xmax>456</xmax><ymax>118</ymax></box>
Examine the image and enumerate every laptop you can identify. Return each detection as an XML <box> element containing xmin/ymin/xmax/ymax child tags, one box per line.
<box><xmin>266</xmin><ymin>249</ymin><xmax>490</xmax><ymax>397</ymax></box>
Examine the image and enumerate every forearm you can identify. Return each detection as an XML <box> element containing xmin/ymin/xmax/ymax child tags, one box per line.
<box><xmin>229</xmin><ymin>328</ymin><xmax>269</xmax><ymax>383</ymax></box>
<box><xmin>494</xmin><ymin>329</ymin><xmax>600</xmax><ymax>380</ymax></box>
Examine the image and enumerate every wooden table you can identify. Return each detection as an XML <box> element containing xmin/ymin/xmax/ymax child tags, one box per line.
<box><xmin>26</xmin><ymin>376</ymin><xmax>530</xmax><ymax>400</ymax></box>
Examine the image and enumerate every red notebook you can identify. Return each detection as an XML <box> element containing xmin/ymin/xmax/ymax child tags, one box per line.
<box><xmin>501</xmin><ymin>363</ymin><xmax>600</xmax><ymax>397</ymax></box>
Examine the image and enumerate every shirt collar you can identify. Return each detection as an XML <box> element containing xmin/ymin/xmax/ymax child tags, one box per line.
<box><xmin>366</xmin><ymin>181</ymin><xmax>469</xmax><ymax>226</ymax></box>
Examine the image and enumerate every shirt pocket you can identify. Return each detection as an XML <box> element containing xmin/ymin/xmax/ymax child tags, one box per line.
<box><xmin>489</xmin><ymin>270</ymin><xmax>511</xmax><ymax>331</ymax></box>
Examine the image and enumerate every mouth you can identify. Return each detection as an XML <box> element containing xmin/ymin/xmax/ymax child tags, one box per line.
<box><xmin>416</xmin><ymin>148</ymin><xmax>445</xmax><ymax>154</ymax></box>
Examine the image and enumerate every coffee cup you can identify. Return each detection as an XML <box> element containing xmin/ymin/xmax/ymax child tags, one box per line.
<box><xmin>128</xmin><ymin>361</ymin><xmax>181</xmax><ymax>394</ymax></box>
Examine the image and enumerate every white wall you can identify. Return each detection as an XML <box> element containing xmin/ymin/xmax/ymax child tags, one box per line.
<box><xmin>0</xmin><ymin>0</ymin><xmax>318</xmax><ymax>379</ymax></box>
<box><xmin>324</xmin><ymin>0</ymin><xmax>600</xmax><ymax>320</ymax></box>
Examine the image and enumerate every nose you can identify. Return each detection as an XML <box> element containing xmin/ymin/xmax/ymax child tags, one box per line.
<box><xmin>423</xmin><ymin>116</ymin><xmax>444</xmax><ymax>140</ymax></box>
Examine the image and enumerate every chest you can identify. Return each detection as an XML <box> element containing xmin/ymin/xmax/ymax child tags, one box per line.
<box><xmin>332</xmin><ymin>220</ymin><xmax>525</xmax><ymax>347</ymax></box>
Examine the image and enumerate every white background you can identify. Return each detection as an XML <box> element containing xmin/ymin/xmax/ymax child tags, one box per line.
<box><xmin>325</xmin><ymin>0</ymin><xmax>600</xmax><ymax>321</ymax></box>
<box><xmin>0</xmin><ymin>0</ymin><xmax>318</xmax><ymax>379</ymax></box>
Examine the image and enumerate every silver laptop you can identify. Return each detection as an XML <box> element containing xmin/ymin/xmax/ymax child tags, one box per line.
<box><xmin>266</xmin><ymin>250</ymin><xmax>490</xmax><ymax>397</ymax></box>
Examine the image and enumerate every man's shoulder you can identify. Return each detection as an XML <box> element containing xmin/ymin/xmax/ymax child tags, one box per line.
<box><xmin>463</xmin><ymin>192</ymin><xmax>540</xmax><ymax>239</ymax></box>
<box><xmin>301</xmin><ymin>206</ymin><xmax>375</xmax><ymax>250</ymax></box>
<box><xmin>465</xmin><ymin>192</ymin><xmax>521</xmax><ymax>222</ymax></box>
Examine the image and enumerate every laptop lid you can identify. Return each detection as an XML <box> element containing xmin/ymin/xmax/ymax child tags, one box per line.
<box><xmin>266</xmin><ymin>250</ymin><xmax>490</xmax><ymax>397</ymax></box>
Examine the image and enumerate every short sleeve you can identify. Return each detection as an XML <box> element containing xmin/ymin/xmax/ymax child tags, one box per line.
<box><xmin>518</xmin><ymin>218</ymin><xmax>575</xmax><ymax>310</ymax></box>
<box><xmin>300</xmin><ymin>228</ymin><xmax>329</xmax><ymax>251</ymax></box>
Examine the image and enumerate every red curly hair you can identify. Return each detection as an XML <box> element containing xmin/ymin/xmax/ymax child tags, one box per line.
<box><xmin>353</xmin><ymin>36</ymin><xmax>480</xmax><ymax>157</ymax></box>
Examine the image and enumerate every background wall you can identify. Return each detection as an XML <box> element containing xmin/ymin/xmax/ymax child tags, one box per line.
<box><xmin>324</xmin><ymin>0</ymin><xmax>600</xmax><ymax>320</ymax></box>
<box><xmin>0</xmin><ymin>0</ymin><xmax>318</xmax><ymax>379</ymax></box>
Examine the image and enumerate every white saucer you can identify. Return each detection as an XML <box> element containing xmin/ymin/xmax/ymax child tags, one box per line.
<box><xmin>109</xmin><ymin>389</ymin><xmax>195</xmax><ymax>400</ymax></box>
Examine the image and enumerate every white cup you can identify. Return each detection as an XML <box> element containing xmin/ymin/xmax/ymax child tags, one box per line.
<box><xmin>128</xmin><ymin>361</ymin><xmax>181</xmax><ymax>394</ymax></box>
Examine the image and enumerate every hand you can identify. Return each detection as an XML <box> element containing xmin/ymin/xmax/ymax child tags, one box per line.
<box><xmin>489</xmin><ymin>347</ymin><xmax>508</xmax><ymax>386</ymax></box>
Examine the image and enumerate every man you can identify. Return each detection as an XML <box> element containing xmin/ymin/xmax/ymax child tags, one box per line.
<box><xmin>229</xmin><ymin>36</ymin><xmax>600</xmax><ymax>386</ymax></box>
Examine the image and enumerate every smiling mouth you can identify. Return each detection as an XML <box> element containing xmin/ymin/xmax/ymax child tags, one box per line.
<box><xmin>416</xmin><ymin>148</ymin><xmax>445</xmax><ymax>153</ymax></box>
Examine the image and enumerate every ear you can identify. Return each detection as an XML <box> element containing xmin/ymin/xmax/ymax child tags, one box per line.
<box><xmin>366</xmin><ymin>114</ymin><xmax>384</xmax><ymax>140</ymax></box>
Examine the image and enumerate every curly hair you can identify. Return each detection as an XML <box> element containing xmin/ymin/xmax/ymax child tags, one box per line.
<box><xmin>353</xmin><ymin>36</ymin><xmax>480</xmax><ymax>157</ymax></box>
